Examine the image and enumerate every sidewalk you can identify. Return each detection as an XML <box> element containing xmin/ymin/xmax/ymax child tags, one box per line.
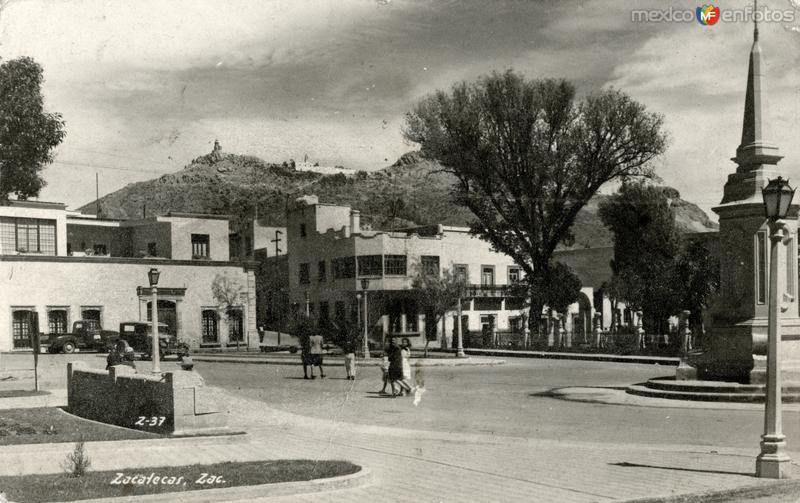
<box><xmin>1</xmin><ymin>388</ymin><xmax>799</xmax><ymax>502</ymax></box>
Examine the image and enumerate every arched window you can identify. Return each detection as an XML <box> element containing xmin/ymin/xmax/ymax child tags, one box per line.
<box><xmin>201</xmin><ymin>310</ymin><xmax>218</xmax><ymax>343</ymax></box>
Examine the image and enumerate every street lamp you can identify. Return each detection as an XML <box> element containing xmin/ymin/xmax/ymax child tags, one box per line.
<box><xmin>148</xmin><ymin>268</ymin><xmax>161</xmax><ymax>374</ymax></box>
<box><xmin>456</xmin><ymin>297</ymin><xmax>466</xmax><ymax>358</ymax></box>
<box><xmin>360</xmin><ymin>278</ymin><xmax>371</xmax><ymax>359</ymax></box>
<box><xmin>756</xmin><ymin>176</ymin><xmax>795</xmax><ymax>478</ymax></box>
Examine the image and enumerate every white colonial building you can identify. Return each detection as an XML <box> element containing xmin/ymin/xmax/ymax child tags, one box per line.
<box><xmin>0</xmin><ymin>199</ymin><xmax>258</xmax><ymax>351</ymax></box>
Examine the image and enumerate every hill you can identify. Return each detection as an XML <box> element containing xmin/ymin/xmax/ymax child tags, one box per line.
<box><xmin>79</xmin><ymin>145</ymin><xmax>718</xmax><ymax>250</ymax></box>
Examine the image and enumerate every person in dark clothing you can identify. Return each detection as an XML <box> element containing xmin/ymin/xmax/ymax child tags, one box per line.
<box><xmin>299</xmin><ymin>332</ymin><xmax>312</xmax><ymax>379</ymax></box>
<box><xmin>386</xmin><ymin>338</ymin><xmax>407</xmax><ymax>397</ymax></box>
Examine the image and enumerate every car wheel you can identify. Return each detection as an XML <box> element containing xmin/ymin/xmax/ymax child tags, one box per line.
<box><xmin>62</xmin><ymin>342</ymin><xmax>76</xmax><ymax>354</ymax></box>
<box><xmin>289</xmin><ymin>346</ymin><xmax>298</xmax><ymax>354</ymax></box>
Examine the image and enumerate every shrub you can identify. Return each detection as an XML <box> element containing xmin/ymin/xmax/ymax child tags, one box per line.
<box><xmin>63</xmin><ymin>440</ymin><xmax>91</xmax><ymax>478</ymax></box>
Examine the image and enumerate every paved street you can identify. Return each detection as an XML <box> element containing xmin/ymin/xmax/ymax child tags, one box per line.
<box><xmin>196</xmin><ymin>356</ymin><xmax>800</xmax><ymax>450</ymax></box>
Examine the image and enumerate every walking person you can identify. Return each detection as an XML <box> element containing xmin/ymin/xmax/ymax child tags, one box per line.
<box><xmin>309</xmin><ymin>332</ymin><xmax>326</xmax><ymax>379</ymax></box>
<box><xmin>299</xmin><ymin>331</ymin><xmax>312</xmax><ymax>379</ymax></box>
<box><xmin>399</xmin><ymin>337</ymin><xmax>414</xmax><ymax>395</ymax></box>
<box><xmin>379</xmin><ymin>354</ymin><xmax>390</xmax><ymax>394</ymax></box>
<box><xmin>386</xmin><ymin>338</ymin><xmax>410</xmax><ymax>397</ymax></box>
<box><xmin>343</xmin><ymin>337</ymin><xmax>356</xmax><ymax>380</ymax></box>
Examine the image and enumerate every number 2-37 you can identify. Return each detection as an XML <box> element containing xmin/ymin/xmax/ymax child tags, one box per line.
<box><xmin>135</xmin><ymin>416</ymin><xmax>166</xmax><ymax>427</ymax></box>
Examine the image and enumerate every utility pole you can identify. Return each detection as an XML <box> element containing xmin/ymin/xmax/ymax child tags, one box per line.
<box><xmin>95</xmin><ymin>173</ymin><xmax>100</xmax><ymax>216</ymax></box>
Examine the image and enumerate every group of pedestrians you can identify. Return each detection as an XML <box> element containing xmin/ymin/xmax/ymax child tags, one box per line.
<box><xmin>381</xmin><ymin>337</ymin><xmax>415</xmax><ymax>397</ymax></box>
<box><xmin>297</xmin><ymin>331</ymin><xmax>416</xmax><ymax>397</ymax></box>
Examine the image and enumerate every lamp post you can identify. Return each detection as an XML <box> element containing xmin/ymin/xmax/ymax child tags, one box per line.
<box><xmin>360</xmin><ymin>278</ymin><xmax>371</xmax><ymax>359</ymax></box>
<box><xmin>456</xmin><ymin>297</ymin><xmax>466</xmax><ymax>358</ymax></box>
<box><xmin>757</xmin><ymin>176</ymin><xmax>795</xmax><ymax>478</ymax></box>
<box><xmin>147</xmin><ymin>268</ymin><xmax>161</xmax><ymax>374</ymax></box>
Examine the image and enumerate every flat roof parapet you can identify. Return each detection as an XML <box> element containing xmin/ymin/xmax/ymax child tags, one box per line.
<box><xmin>1</xmin><ymin>199</ymin><xmax>66</xmax><ymax>210</ymax></box>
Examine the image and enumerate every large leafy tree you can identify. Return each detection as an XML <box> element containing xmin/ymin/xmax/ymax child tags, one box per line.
<box><xmin>599</xmin><ymin>181</ymin><xmax>718</xmax><ymax>335</ymax></box>
<box><xmin>404</xmin><ymin>70</ymin><xmax>667</xmax><ymax>329</ymax></box>
<box><xmin>509</xmin><ymin>261</ymin><xmax>582</xmax><ymax>345</ymax></box>
<box><xmin>0</xmin><ymin>57</ymin><xmax>66</xmax><ymax>200</ymax></box>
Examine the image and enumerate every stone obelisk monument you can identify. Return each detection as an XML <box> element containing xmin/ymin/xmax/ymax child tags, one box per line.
<box><xmin>689</xmin><ymin>15</ymin><xmax>800</xmax><ymax>384</ymax></box>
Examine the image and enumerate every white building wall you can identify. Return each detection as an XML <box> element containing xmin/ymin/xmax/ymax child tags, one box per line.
<box><xmin>0</xmin><ymin>258</ymin><xmax>256</xmax><ymax>352</ymax></box>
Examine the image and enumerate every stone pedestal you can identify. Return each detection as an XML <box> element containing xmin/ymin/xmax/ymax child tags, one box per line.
<box><xmin>756</xmin><ymin>437</ymin><xmax>792</xmax><ymax>478</ymax></box>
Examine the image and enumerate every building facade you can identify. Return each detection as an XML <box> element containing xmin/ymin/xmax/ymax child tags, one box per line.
<box><xmin>285</xmin><ymin>196</ymin><xmax>538</xmax><ymax>348</ymax></box>
<box><xmin>0</xmin><ymin>200</ymin><xmax>258</xmax><ymax>352</ymax></box>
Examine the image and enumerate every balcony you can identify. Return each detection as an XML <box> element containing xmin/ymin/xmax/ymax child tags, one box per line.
<box><xmin>466</xmin><ymin>284</ymin><xmax>514</xmax><ymax>298</ymax></box>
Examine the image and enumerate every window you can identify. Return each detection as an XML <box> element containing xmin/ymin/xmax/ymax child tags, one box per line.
<box><xmin>11</xmin><ymin>309</ymin><xmax>37</xmax><ymax>348</ymax></box>
<box><xmin>81</xmin><ymin>307</ymin><xmax>102</xmax><ymax>325</ymax></box>
<box><xmin>757</xmin><ymin>232</ymin><xmax>767</xmax><ymax>304</ymax></box>
<box><xmin>319</xmin><ymin>302</ymin><xmax>329</xmax><ymax>324</ymax></box>
<box><xmin>0</xmin><ymin>217</ymin><xmax>56</xmax><ymax>255</ymax></box>
<box><xmin>318</xmin><ymin>260</ymin><xmax>327</xmax><ymax>282</ymax></box>
<box><xmin>191</xmin><ymin>234</ymin><xmax>210</xmax><ymax>258</ymax></box>
<box><xmin>333</xmin><ymin>256</ymin><xmax>356</xmax><ymax>279</ymax></box>
<box><xmin>147</xmin><ymin>242</ymin><xmax>157</xmax><ymax>257</ymax></box>
<box><xmin>299</xmin><ymin>263</ymin><xmax>310</xmax><ymax>284</ymax></box>
<box><xmin>508</xmin><ymin>267</ymin><xmax>521</xmax><ymax>284</ymax></box>
<box><xmin>47</xmin><ymin>308</ymin><xmax>68</xmax><ymax>334</ymax></box>
<box><xmin>358</xmin><ymin>255</ymin><xmax>382</xmax><ymax>276</ymax></box>
<box><xmin>201</xmin><ymin>310</ymin><xmax>219</xmax><ymax>343</ymax></box>
<box><xmin>454</xmin><ymin>264</ymin><xmax>468</xmax><ymax>283</ymax></box>
<box><xmin>421</xmin><ymin>256</ymin><xmax>440</xmax><ymax>276</ymax></box>
<box><xmin>93</xmin><ymin>244</ymin><xmax>108</xmax><ymax>256</ymax></box>
<box><xmin>385</xmin><ymin>255</ymin><xmax>407</xmax><ymax>276</ymax></box>
<box><xmin>474</xmin><ymin>298</ymin><xmax>502</xmax><ymax>310</ymax></box>
<box><xmin>481</xmin><ymin>266</ymin><xmax>495</xmax><ymax>286</ymax></box>
<box><xmin>300</xmin><ymin>223</ymin><xmax>307</xmax><ymax>238</ymax></box>
<box><xmin>227</xmin><ymin>308</ymin><xmax>244</xmax><ymax>343</ymax></box>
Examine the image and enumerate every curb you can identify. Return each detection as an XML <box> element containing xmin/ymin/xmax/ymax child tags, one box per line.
<box><xmin>620</xmin><ymin>478</ymin><xmax>800</xmax><ymax>503</ymax></box>
<box><xmin>434</xmin><ymin>349</ymin><xmax>680</xmax><ymax>366</ymax></box>
<box><xmin>63</xmin><ymin>466</ymin><xmax>373</xmax><ymax>503</ymax></box>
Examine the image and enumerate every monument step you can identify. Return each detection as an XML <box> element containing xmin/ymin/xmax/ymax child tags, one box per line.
<box><xmin>626</xmin><ymin>382</ymin><xmax>800</xmax><ymax>403</ymax></box>
<box><xmin>645</xmin><ymin>377</ymin><xmax>800</xmax><ymax>394</ymax></box>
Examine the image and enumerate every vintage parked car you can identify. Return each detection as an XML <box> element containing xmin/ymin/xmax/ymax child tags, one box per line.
<box><xmin>47</xmin><ymin>320</ymin><xmax>119</xmax><ymax>354</ymax></box>
<box><xmin>118</xmin><ymin>321</ymin><xmax>190</xmax><ymax>360</ymax></box>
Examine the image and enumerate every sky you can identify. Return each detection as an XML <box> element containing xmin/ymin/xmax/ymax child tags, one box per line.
<box><xmin>1</xmin><ymin>0</ymin><xmax>799</xmax><ymax>217</ymax></box>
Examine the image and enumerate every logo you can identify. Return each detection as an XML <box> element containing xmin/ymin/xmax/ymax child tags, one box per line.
<box><xmin>696</xmin><ymin>4</ymin><xmax>721</xmax><ymax>25</ymax></box>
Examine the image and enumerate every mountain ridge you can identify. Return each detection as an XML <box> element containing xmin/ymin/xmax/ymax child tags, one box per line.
<box><xmin>78</xmin><ymin>147</ymin><xmax>718</xmax><ymax>250</ymax></box>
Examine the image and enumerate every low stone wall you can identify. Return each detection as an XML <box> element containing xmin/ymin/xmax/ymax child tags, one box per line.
<box><xmin>67</xmin><ymin>361</ymin><xmax>228</xmax><ymax>436</ymax></box>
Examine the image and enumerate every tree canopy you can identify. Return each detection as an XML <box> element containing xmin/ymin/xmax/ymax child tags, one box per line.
<box><xmin>403</xmin><ymin>69</ymin><xmax>667</xmax><ymax>320</ymax></box>
<box><xmin>599</xmin><ymin>181</ymin><xmax>719</xmax><ymax>332</ymax></box>
<box><xmin>0</xmin><ymin>57</ymin><xmax>66</xmax><ymax>200</ymax></box>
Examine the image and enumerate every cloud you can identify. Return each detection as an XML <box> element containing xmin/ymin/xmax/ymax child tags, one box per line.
<box><xmin>5</xmin><ymin>0</ymin><xmax>797</xmax><ymax>216</ymax></box>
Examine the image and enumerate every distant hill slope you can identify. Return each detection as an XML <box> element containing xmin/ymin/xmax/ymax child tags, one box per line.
<box><xmin>79</xmin><ymin>147</ymin><xmax>718</xmax><ymax>250</ymax></box>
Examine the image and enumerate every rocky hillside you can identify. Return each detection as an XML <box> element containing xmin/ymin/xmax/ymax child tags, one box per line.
<box><xmin>79</xmin><ymin>145</ymin><xmax>718</xmax><ymax>249</ymax></box>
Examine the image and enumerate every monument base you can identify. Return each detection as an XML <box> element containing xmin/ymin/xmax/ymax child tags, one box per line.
<box><xmin>688</xmin><ymin>315</ymin><xmax>800</xmax><ymax>383</ymax></box>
